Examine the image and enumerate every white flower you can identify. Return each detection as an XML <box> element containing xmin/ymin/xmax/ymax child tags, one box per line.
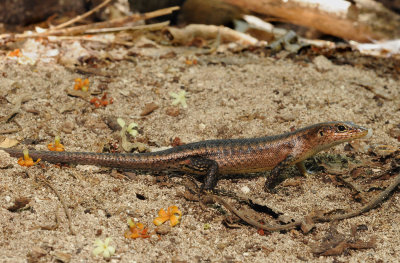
<box><xmin>92</xmin><ymin>237</ymin><xmax>115</xmax><ymax>259</ymax></box>
<box><xmin>117</xmin><ymin>118</ymin><xmax>138</xmax><ymax>137</ymax></box>
<box><xmin>170</xmin><ymin>90</ymin><xmax>188</xmax><ymax>108</ymax></box>
<box><xmin>117</xmin><ymin>118</ymin><xmax>126</xmax><ymax>128</ymax></box>
<box><xmin>126</xmin><ymin>122</ymin><xmax>138</xmax><ymax>137</ymax></box>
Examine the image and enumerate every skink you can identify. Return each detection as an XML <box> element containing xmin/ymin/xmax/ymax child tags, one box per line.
<box><xmin>0</xmin><ymin>121</ymin><xmax>369</xmax><ymax>191</ymax></box>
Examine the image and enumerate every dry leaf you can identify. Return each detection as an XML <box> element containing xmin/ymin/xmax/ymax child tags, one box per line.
<box><xmin>140</xmin><ymin>102</ymin><xmax>159</xmax><ymax>116</ymax></box>
<box><xmin>53</xmin><ymin>251</ymin><xmax>72</xmax><ymax>263</ymax></box>
<box><xmin>7</xmin><ymin>197</ymin><xmax>30</xmax><ymax>212</ymax></box>
<box><xmin>0</xmin><ymin>137</ymin><xmax>19</xmax><ymax>148</ymax></box>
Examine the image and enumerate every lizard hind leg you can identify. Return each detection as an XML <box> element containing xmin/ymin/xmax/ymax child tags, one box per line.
<box><xmin>182</xmin><ymin>157</ymin><xmax>220</xmax><ymax>192</ymax></box>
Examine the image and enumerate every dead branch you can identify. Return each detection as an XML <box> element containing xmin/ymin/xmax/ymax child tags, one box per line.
<box><xmin>0</xmin><ymin>128</ymin><xmax>21</xmax><ymax>134</ymax></box>
<box><xmin>0</xmin><ymin>6</ymin><xmax>179</xmax><ymax>40</ymax></box>
<box><xmin>214</xmin><ymin>171</ymin><xmax>400</xmax><ymax>232</ymax></box>
<box><xmin>317</xmin><ymin>172</ymin><xmax>400</xmax><ymax>222</ymax></box>
<box><xmin>213</xmin><ymin>194</ymin><xmax>299</xmax><ymax>231</ymax></box>
<box><xmin>46</xmin><ymin>6</ymin><xmax>178</xmax><ymax>37</ymax></box>
<box><xmin>222</xmin><ymin>0</ymin><xmax>400</xmax><ymax>42</ymax></box>
<box><xmin>351</xmin><ymin>82</ymin><xmax>393</xmax><ymax>101</ymax></box>
<box><xmin>85</xmin><ymin>21</ymin><xmax>170</xmax><ymax>34</ymax></box>
<box><xmin>47</xmin><ymin>35</ymin><xmax>135</xmax><ymax>46</ymax></box>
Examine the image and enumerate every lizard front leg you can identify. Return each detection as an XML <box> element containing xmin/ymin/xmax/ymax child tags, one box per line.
<box><xmin>264</xmin><ymin>155</ymin><xmax>295</xmax><ymax>192</ymax></box>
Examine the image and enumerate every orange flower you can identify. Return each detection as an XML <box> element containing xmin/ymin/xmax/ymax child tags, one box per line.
<box><xmin>153</xmin><ymin>206</ymin><xmax>182</xmax><ymax>227</ymax></box>
<box><xmin>74</xmin><ymin>78</ymin><xmax>90</xmax><ymax>91</ymax></box>
<box><xmin>185</xmin><ymin>58</ymin><xmax>197</xmax><ymax>65</ymax></box>
<box><xmin>47</xmin><ymin>136</ymin><xmax>65</xmax><ymax>152</ymax></box>
<box><xmin>90</xmin><ymin>92</ymin><xmax>113</xmax><ymax>108</ymax></box>
<box><xmin>124</xmin><ymin>219</ymin><xmax>150</xmax><ymax>239</ymax></box>
<box><xmin>7</xmin><ymin>49</ymin><xmax>21</xmax><ymax>57</ymax></box>
<box><xmin>17</xmin><ymin>149</ymin><xmax>41</xmax><ymax>167</ymax></box>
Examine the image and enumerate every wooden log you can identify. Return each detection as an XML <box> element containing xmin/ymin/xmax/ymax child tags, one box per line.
<box><xmin>222</xmin><ymin>0</ymin><xmax>400</xmax><ymax>42</ymax></box>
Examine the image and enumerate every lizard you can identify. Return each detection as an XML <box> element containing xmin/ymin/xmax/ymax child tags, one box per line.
<box><xmin>0</xmin><ymin>121</ymin><xmax>369</xmax><ymax>192</ymax></box>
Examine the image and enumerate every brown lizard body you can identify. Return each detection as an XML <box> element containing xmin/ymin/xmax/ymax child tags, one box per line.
<box><xmin>1</xmin><ymin>122</ymin><xmax>369</xmax><ymax>191</ymax></box>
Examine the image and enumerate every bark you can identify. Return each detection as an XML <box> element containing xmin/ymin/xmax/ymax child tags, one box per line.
<box><xmin>222</xmin><ymin>0</ymin><xmax>400</xmax><ymax>42</ymax></box>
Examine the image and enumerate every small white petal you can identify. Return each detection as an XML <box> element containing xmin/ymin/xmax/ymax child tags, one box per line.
<box><xmin>103</xmin><ymin>249</ymin><xmax>110</xmax><ymax>258</ymax></box>
<box><xmin>117</xmin><ymin>118</ymin><xmax>126</xmax><ymax>128</ymax></box>
<box><xmin>104</xmin><ymin>237</ymin><xmax>111</xmax><ymax>246</ymax></box>
<box><xmin>108</xmin><ymin>246</ymin><xmax>115</xmax><ymax>256</ymax></box>
<box><xmin>129</xmin><ymin>130</ymin><xmax>138</xmax><ymax>137</ymax></box>
<box><xmin>94</xmin><ymin>239</ymin><xmax>103</xmax><ymax>247</ymax></box>
<box><xmin>92</xmin><ymin>246</ymin><xmax>104</xmax><ymax>256</ymax></box>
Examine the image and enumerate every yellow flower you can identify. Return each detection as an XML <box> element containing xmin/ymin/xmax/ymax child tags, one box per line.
<box><xmin>153</xmin><ymin>206</ymin><xmax>182</xmax><ymax>227</ymax></box>
<box><xmin>92</xmin><ymin>237</ymin><xmax>115</xmax><ymax>259</ymax></box>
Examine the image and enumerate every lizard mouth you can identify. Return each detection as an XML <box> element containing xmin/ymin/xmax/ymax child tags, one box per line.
<box><xmin>339</xmin><ymin>125</ymin><xmax>370</xmax><ymax>142</ymax></box>
<box><xmin>350</xmin><ymin>124</ymin><xmax>370</xmax><ymax>140</ymax></box>
<box><xmin>356</xmin><ymin>126</ymin><xmax>371</xmax><ymax>139</ymax></box>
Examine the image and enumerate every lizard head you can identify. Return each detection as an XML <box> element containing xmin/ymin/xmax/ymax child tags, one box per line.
<box><xmin>313</xmin><ymin>122</ymin><xmax>370</xmax><ymax>150</ymax></box>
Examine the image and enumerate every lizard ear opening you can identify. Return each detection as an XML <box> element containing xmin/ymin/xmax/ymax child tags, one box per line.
<box><xmin>319</xmin><ymin>131</ymin><xmax>324</xmax><ymax>136</ymax></box>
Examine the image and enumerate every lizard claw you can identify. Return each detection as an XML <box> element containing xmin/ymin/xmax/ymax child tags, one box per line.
<box><xmin>303</xmin><ymin>170</ymin><xmax>314</xmax><ymax>177</ymax></box>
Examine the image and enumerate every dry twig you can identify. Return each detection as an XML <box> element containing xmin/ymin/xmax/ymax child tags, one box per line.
<box><xmin>212</xmin><ymin>194</ymin><xmax>298</xmax><ymax>231</ymax></box>
<box><xmin>38</xmin><ymin>206</ymin><xmax>61</xmax><ymax>231</ymax></box>
<box><xmin>351</xmin><ymin>82</ymin><xmax>392</xmax><ymax>101</ymax></box>
<box><xmin>85</xmin><ymin>21</ymin><xmax>170</xmax><ymax>34</ymax></box>
<box><xmin>318</xmin><ymin>172</ymin><xmax>400</xmax><ymax>222</ymax></box>
<box><xmin>163</xmin><ymin>24</ymin><xmax>258</xmax><ymax>46</ymax></box>
<box><xmin>213</xmin><ymin>171</ymin><xmax>400</xmax><ymax>232</ymax></box>
<box><xmin>0</xmin><ymin>127</ymin><xmax>21</xmax><ymax>134</ymax></box>
<box><xmin>38</xmin><ymin>176</ymin><xmax>76</xmax><ymax>235</ymax></box>
<box><xmin>47</xmin><ymin>35</ymin><xmax>134</xmax><ymax>47</ymax></box>
<box><xmin>53</xmin><ymin>0</ymin><xmax>114</xmax><ymax>30</ymax></box>
<box><xmin>0</xmin><ymin>95</ymin><xmax>31</xmax><ymax>123</ymax></box>
<box><xmin>0</xmin><ymin>6</ymin><xmax>179</xmax><ymax>40</ymax></box>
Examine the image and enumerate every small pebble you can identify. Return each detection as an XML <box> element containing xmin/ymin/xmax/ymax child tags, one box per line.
<box><xmin>62</xmin><ymin>121</ymin><xmax>75</xmax><ymax>134</ymax></box>
<box><xmin>241</xmin><ymin>186</ymin><xmax>250</xmax><ymax>194</ymax></box>
<box><xmin>155</xmin><ymin>224</ymin><xmax>171</xmax><ymax>235</ymax></box>
<box><xmin>140</xmin><ymin>102</ymin><xmax>159</xmax><ymax>116</ymax></box>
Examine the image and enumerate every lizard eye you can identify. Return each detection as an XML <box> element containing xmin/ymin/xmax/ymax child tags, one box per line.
<box><xmin>337</xmin><ymin>125</ymin><xmax>347</xmax><ymax>132</ymax></box>
<box><xmin>319</xmin><ymin>131</ymin><xmax>324</xmax><ymax>136</ymax></box>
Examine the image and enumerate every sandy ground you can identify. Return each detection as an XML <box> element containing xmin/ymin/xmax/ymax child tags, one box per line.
<box><xmin>0</xmin><ymin>41</ymin><xmax>399</xmax><ymax>262</ymax></box>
